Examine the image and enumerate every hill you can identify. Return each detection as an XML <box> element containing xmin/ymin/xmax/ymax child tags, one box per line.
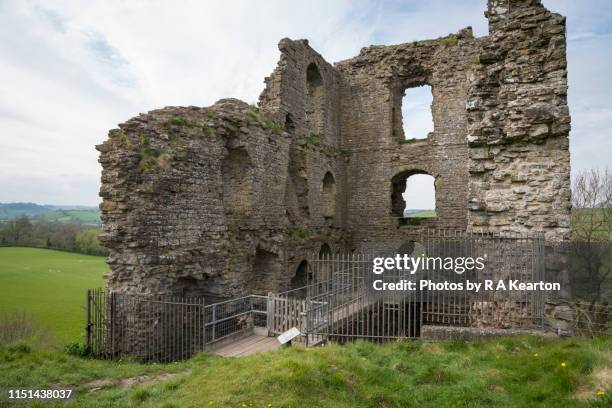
<box><xmin>404</xmin><ymin>208</ymin><xmax>437</xmax><ymax>218</ymax></box>
<box><xmin>0</xmin><ymin>202</ymin><xmax>100</xmax><ymax>225</ymax></box>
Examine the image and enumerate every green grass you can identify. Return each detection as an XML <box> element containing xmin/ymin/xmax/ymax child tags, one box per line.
<box><xmin>0</xmin><ymin>247</ymin><xmax>107</xmax><ymax>344</ymax></box>
<box><xmin>0</xmin><ymin>336</ymin><xmax>610</xmax><ymax>407</ymax></box>
<box><xmin>41</xmin><ymin>209</ymin><xmax>101</xmax><ymax>225</ymax></box>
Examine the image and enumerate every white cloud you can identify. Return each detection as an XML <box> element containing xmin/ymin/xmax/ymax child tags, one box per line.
<box><xmin>0</xmin><ymin>0</ymin><xmax>609</xmax><ymax>205</ymax></box>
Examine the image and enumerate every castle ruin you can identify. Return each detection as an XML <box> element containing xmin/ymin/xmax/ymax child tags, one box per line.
<box><xmin>97</xmin><ymin>0</ymin><xmax>571</xmax><ymax>301</ymax></box>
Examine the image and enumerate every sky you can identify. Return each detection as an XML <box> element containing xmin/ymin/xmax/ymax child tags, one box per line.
<box><xmin>0</xmin><ymin>0</ymin><xmax>610</xmax><ymax>207</ymax></box>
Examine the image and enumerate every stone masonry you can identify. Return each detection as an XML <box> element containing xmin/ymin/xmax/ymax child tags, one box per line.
<box><xmin>97</xmin><ymin>0</ymin><xmax>571</xmax><ymax>300</ymax></box>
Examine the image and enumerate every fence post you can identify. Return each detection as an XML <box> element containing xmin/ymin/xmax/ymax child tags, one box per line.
<box><xmin>211</xmin><ymin>304</ymin><xmax>216</xmax><ymax>342</ymax></box>
<box><xmin>85</xmin><ymin>289</ymin><xmax>91</xmax><ymax>354</ymax></box>
<box><xmin>109</xmin><ymin>291</ymin><xmax>114</xmax><ymax>357</ymax></box>
<box><xmin>266</xmin><ymin>292</ymin><xmax>274</xmax><ymax>336</ymax></box>
<box><xmin>302</xmin><ymin>298</ymin><xmax>310</xmax><ymax>347</ymax></box>
<box><xmin>201</xmin><ymin>303</ymin><xmax>207</xmax><ymax>349</ymax></box>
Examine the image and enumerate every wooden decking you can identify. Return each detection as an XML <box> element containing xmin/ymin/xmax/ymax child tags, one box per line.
<box><xmin>211</xmin><ymin>334</ymin><xmax>281</xmax><ymax>357</ymax></box>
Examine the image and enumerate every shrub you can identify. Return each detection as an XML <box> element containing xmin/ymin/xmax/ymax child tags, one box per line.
<box><xmin>442</xmin><ymin>35</ymin><xmax>458</xmax><ymax>46</ymax></box>
<box><xmin>167</xmin><ymin>115</ymin><xmax>198</xmax><ymax>128</ymax></box>
<box><xmin>64</xmin><ymin>341</ymin><xmax>89</xmax><ymax>357</ymax></box>
<box><xmin>246</xmin><ymin>109</ymin><xmax>283</xmax><ymax>132</ymax></box>
<box><xmin>0</xmin><ymin>311</ymin><xmax>53</xmax><ymax>348</ymax></box>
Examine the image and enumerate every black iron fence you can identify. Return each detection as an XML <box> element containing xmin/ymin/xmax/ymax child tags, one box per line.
<box><xmin>86</xmin><ymin>291</ymin><xmax>270</xmax><ymax>362</ymax></box>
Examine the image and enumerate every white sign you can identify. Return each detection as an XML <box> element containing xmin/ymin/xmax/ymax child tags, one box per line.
<box><xmin>277</xmin><ymin>327</ymin><xmax>301</xmax><ymax>345</ymax></box>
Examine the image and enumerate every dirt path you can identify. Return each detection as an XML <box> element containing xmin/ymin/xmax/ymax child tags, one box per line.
<box><xmin>84</xmin><ymin>370</ymin><xmax>192</xmax><ymax>392</ymax></box>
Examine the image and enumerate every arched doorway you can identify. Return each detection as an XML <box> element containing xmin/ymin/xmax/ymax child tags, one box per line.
<box><xmin>391</xmin><ymin>170</ymin><xmax>437</xmax><ymax>218</ymax></box>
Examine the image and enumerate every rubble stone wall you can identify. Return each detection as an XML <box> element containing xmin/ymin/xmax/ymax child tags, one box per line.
<box><xmin>97</xmin><ymin>0</ymin><xmax>571</xmax><ymax>301</ymax></box>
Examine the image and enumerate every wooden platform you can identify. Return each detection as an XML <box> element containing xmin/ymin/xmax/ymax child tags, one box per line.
<box><xmin>211</xmin><ymin>334</ymin><xmax>281</xmax><ymax>357</ymax></box>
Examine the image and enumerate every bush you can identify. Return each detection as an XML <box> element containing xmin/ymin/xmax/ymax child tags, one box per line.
<box><xmin>0</xmin><ymin>311</ymin><xmax>54</xmax><ymax>348</ymax></box>
<box><xmin>64</xmin><ymin>341</ymin><xmax>89</xmax><ymax>357</ymax></box>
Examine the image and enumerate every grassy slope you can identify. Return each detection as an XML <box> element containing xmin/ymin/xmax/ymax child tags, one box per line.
<box><xmin>0</xmin><ymin>336</ymin><xmax>610</xmax><ymax>407</ymax></box>
<box><xmin>41</xmin><ymin>209</ymin><xmax>101</xmax><ymax>224</ymax></box>
<box><xmin>406</xmin><ymin>209</ymin><xmax>437</xmax><ymax>218</ymax></box>
<box><xmin>0</xmin><ymin>247</ymin><xmax>107</xmax><ymax>343</ymax></box>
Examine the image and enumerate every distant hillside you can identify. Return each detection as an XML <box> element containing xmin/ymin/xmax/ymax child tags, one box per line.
<box><xmin>0</xmin><ymin>202</ymin><xmax>100</xmax><ymax>225</ymax></box>
<box><xmin>404</xmin><ymin>209</ymin><xmax>437</xmax><ymax>218</ymax></box>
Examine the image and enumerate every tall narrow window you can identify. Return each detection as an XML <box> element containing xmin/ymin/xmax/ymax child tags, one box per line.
<box><xmin>306</xmin><ymin>63</ymin><xmax>324</xmax><ymax>136</ymax></box>
<box><xmin>319</xmin><ymin>243</ymin><xmax>331</xmax><ymax>258</ymax></box>
<box><xmin>222</xmin><ymin>147</ymin><xmax>253</xmax><ymax>217</ymax></box>
<box><xmin>391</xmin><ymin>171</ymin><xmax>436</xmax><ymax>218</ymax></box>
<box><xmin>400</xmin><ymin>85</ymin><xmax>433</xmax><ymax>140</ymax></box>
<box><xmin>290</xmin><ymin>260</ymin><xmax>308</xmax><ymax>290</ymax></box>
<box><xmin>321</xmin><ymin>171</ymin><xmax>336</xmax><ymax>219</ymax></box>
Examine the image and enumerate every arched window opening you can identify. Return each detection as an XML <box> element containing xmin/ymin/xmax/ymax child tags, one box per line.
<box><xmin>397</xmin><ymin>241</ymin><xmax>426</xmax><ymax>258</ymax></box>
<box><xmin>319</xmin><ymin>243</ymin><xmax>331</xmax><ymax>259</ymax></box>
<box><xmin>290</xmin><ymin>260</ymin><xmax>308</xmax><ymax>290</ymax></box>
<box><xmin>321</xmin><ymin>171</ymin><xmax>336</xmax><ymax>219</ymax></box>
<box><xmin>391</xmin><ymin>171</ymin><xmax>436</xmax><ymax>218</ymax></box>
<box><xmin>396</xmin><ymin>85</ymin><xmax>433</xmax><ymax>141</ymax></box>
<box><xmin>173</xmin><ymin>276</ymin><xmax>209</xmax><ymax>297</ymax></box>
<box><xmin>306</xmin><ymin>63</ymin><xmax>325</xmax><ymax>136</ymax></box>
<box><xmin>284</xmin><ymin>112</ymin><xmax>295</xmax><ymax>133</ymax></box>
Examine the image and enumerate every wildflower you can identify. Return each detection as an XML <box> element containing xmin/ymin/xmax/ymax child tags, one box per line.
<box><xmin>560</xmin><ymin>362</ymin><xmax>566</xmax><ymax>368</ymax></box>
<box><xmin>208</xmin><ymin>402</ymin><xmax>213</xmax><ymax>406</ymax></box>
<box><xmin>533</xmin><ymin>353</ymin><xmax>538</xmax><ymax>358</ymax></box>
<box><xmin>597</xmin><ymin>390</ymin><xmax>605</xmax><ymax>396</ymax></box>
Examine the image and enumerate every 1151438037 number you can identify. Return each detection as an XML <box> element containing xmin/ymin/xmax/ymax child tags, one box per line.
<box><xmin>5</xmin><ymin>389</ymin><xmax>74</xmax><ymax>400</ymax></box>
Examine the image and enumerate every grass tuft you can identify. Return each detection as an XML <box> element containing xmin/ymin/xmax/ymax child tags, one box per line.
<box><xmin>442</xmin><ymin>34</ymin><xmax>458</xmax><ymax>46</ymax></box>
<box><xmin>167</xmin><ymin>115</ymin><xmax>198</xmax><ymax>129</ymax></box>
<box><xmin>246</xmin><ymin>109</ymin><xmax>283</xmax><ymax>132</ymax></box>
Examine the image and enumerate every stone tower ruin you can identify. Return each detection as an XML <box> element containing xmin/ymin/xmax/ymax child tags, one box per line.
<box><xmin>97</xmin><ymin>0</ymin><xmax>571</xmax><ymax>300</ymax></box>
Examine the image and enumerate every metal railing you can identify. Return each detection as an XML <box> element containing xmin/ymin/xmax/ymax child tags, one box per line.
<box><xmin>302</xmin><ymin>230</ymin><xmax>549</xmax><ymax>343</ymax></box>
<box><xmin>86</xmin><ymin>291</ymin><xmax>271</xmax><ymax>362</ymax></box>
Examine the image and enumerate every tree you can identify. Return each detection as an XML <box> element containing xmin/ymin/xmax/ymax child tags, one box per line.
<box><xmin>572</xmin><ymin>167</ymin><xmax>612</xmax><ymax>242</ymax></box>
<box><xmin>570</xmin><ymin>168</ymin><xmax>611</xmax><ymax>304</ymax></box>
<box><xmin>75</xmin><ymin>229</ymin><xmax>106</xmax><ymax>256</ymax></box>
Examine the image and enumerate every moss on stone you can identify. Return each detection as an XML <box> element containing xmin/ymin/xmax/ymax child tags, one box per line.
<box><xmin>246</xmin><ymin>109</ymin><xmax>283</xmax><ymax>132</ymax></box>
<box><xmin>442</xmin><ymin>35</ymin><xmax>458</xmax><ymax>46</ymax></box>
<box><xmin>167</xmin><ymin>115</ymin><xmax>198</xmax><ymax>129</ymax></box>
<box><xmin>138</xmin><ymin>147</ymin><xmax>171</xmax><ymax>172</ymax></box>
<box><xmin>307</xmin><ymin>132</ymin><xmax>320</xmax><ymax>146</ymax></box>
<box><xmin>110</xmin><ymin>129</ymin><xmax>131</xmax><ymax>147</ymax></box>
<box><xmin>288</xmin><ymin>227</ymin><xmax>310</xmax><ymax>240</ymax></box>
<box><xmin>202</xmin><ymin>125</ymin><xmax>215</xmax><ymax>138</ymax></box>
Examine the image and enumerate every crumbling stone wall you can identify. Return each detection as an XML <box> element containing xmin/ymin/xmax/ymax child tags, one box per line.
<box><xmin>467</xmin><ymin>0</ymin><xmax>571</xmax><ymax>241</ymax></box>
<box><xmin>97</xmin><ymin>0</ymin><xmax>571</xmax><ymax>300</ymax></box>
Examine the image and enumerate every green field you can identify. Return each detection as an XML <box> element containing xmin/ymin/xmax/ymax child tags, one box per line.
<box><xmin>41</xmin><ymin>209</ymin><xmax>101</xmax><ymax>225</ymax></box>
<box><xmin>0</xmin><ymin>247</ymin><xmax>107</xmax><ymax>343</ymax></box>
